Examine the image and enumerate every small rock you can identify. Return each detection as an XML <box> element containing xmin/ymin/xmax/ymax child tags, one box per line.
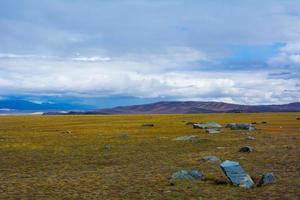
<box><xmin>202</xmin><ymin>155</ymin><xmax>220</xmax><ymax>162</ymax></box>
<box><xmin>205</xmin><ymin>129</ymin><xmax>220</xmax><ymax>134</ymax></box>
<box><xmin>61</xmin><ymin>130</ymin><xmax>72</xmax><ymax>134</ymax></box>
<box><xmin>142</xmin><ymin>123</ymin><xmax>154</xmax><ymax>127</ymax></box>
<box><xmin>158</xmin><ymin>136</ymin><xmax>168</xmax><ymax>139</ymax></box>
<box><xmin>239</xmin><ymin>146</ymin><xmax>254</xmax><ymax>153</ymax></box>
<box><xmin>171</xmin><ymin>170</ymin><xmax>204</xmax><ymax>180</ymax></box>
<box><xmin>261</xmin><ymin>121</ymin><xmax>267</xmax><ymax>124</ymax></box>
<box><xmin>186</xmin><ymin>122</ymin><xmax>195</xmax><ymax>125</ymax></box>
<box><xmin>173</xmin><ymin>135</ymin><xmax>198</xmax><ymax>141</ymax></box>
<box><xmin>257</xmin><ymin>172</ymin><xmax>275</xmax><ymax>186</ymax></box>
<box><xmin>102</xmin><ymin>144</ymin><xmax>111</xmax><ymax>151</ymax></box>
<box><xmin>246</xmin><ymin>136</ymin><xmax>256</xmax><ymax>140</ymax></box>
<box><xmin>296</xmin><ymin>117</ymin><xmax>300</xmax><ymax>120</ymax></box>
<box><xmin>115</xmin><ymin>134</ymin><xmax>128</xmax><ymax>139</ymax></box>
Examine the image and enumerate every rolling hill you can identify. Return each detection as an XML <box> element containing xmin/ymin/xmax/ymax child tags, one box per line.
<box><xmin>50</xmin><ymin>101</ymin><xmax>300</xmax><ymax>115</ymax></box>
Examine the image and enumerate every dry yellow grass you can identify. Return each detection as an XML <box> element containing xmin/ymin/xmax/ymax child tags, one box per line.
<box><xmin>0</xmin><ymin>113</ymin><xmax>299</xmax><ymax>199</ymax></box>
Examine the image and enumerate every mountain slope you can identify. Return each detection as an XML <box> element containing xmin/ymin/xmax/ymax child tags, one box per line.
<box><xmin>55</xmin><ymin>101</ymin><xmax>300</xmax><ymax>115</ymax></box>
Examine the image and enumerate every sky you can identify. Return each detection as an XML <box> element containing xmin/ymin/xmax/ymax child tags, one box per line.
<box><xmin>0</xmin><ymin>0</ymin><xmax>300</xmax><ymax>108</ymax></box>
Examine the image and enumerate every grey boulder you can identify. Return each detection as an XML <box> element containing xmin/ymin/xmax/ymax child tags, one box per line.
<box><xmin>239</xmin><ymin>146</ymin><xmax>254</xmax><ymax>153</ymax></box>
<box><xmin>220</xmin><ymin>160</ymin><xmax>254</xmax><ymax>189</ymax></box>
<box><xmin>226</xmin><ymin>123</ymin><xmax>255</xmax><ymax>131</ymax></box>
<box><xmin>173</xmin><ymin>135</ymin><xmax>198</xmax><ymax>141</ymax></box>
<box><xmin>171</xmin><ymin>170</ymin><xmax>204</xmax><ymax>180</ymax></box>
<box><xmin>193</xmin><ymin>122</ymin><xmax>222</xmax><ymax>130</ymax></box>
<box><xmin>257</xmin><ymin>172</ymin><xmax>276</xmax><ymax>187</ymax></box>
<box><xmin>202</xmin><ymin>155</ymin><xmax>220</xmax><ymax>162</ymax></box>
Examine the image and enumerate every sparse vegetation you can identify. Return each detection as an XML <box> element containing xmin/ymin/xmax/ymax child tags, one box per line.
<box><xmin>0</xmin><ymin>113</ymin><xmax>299</xmax><ymax>199</ymax></box>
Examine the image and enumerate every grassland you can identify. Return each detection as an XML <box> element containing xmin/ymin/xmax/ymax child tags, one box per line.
<box><xmin>0</xmin><ymin>113</ymin><xmax>299</xmax><ymax>199</ymax></box>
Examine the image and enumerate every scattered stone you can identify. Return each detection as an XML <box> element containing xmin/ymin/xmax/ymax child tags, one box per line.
<box><xmin>171</xmin><ymin>170</ymin><xmax>204</xmax><ymax>180</ymax></box>
<box><xmin>261</xmin><ymin>121</ymin><xmax>267</xmax><ymax>124</ymax></box>
<box><xmin>226</xmin><ymin>123</ymin><xmax>255</xmax><ymax>131</ymax></box>
<box><xmin>193</xmin><ymin>122</ymin><xmax>222</xmax><ymax>130</ymax></box>
<box><xmin>205</xmin><ymin>129</ymin><xmax>220</xmax><ymax>134</ymax></box>
<box><xmin>296</xmin><ymin>117</ymin><xmax>300</xmax><ymax>120</ymax></box>
<box><xmin>246</xmin><ymin>136</ymin><xmax>256</xmax><ymax>140</ymax></box>
<box><xmin>173</xmin><ymin>135</ymin><xmax>198</xmax><ymax>141</ymax></box>
<box><xmin>220</xmin><ymin>160</ymin><xmax>255</xmax><ymax>189</ymax></box>
<box><xmin>157</xmin><ymin>136</ymin><xmax>168</xmax><ymax>139</ymax></box>
<box><xmin>142</xmin><ymin>123</ymin><xmax>154</xmax><ymax>127</ymax></box>
<box><xmin>191</xmin><ymin>138</ymin><xmax>210</xmax><ymax>144</ymax></box>
<box><xmin>239</xmin><ymin>146</ymin><xmax>254</xmax><ymax>153</ymax></box>
<box><xmin>282</xmin><ymin>145</ymin><xmax>293</xmax><ymax>149</ymax></box>
<box><xmin>251</xmin><ymin>122</ymin><xmax>257</xmax><ymax>124</ymax></box>
<box><xmin>115</xmin><ymin>134</ymin><xmax>128</xmax><ymax>139</ymax></box>
<box><xmin>102</xmin><ymin>144</ymin><xmax>111</xmax><ymax>151</ymax></box>
<box><xmin>202</xmin><ymin>155</ymin><xmax>220</xmax><ymax>162</ymax></box>
<box><xmin>257</xmin><ymin>172</ymin><xmax>276</xmax><ymax>187</ymax></box>
<box><xmin>61</xmin><ymin>130</ymin><xmax>72</xmax><ymax>134</ymax></box>
<box><xmin>186</xmin><ymin>122</ymin><xmax>195</xmax><ymax>125</ymax></box>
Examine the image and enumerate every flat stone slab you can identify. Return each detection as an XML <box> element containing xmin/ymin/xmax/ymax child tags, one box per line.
<box><xmin>202</xmin><ymin>155</ymin><xmax>220</xmax><ymax>162</ymax></box>
<box><xmin>220</xmin><ymin>160</ymin><xmax>254</xmax><ymax>189</ymax></box>
<box><xmin>171</xmin><ymin>170</ymin><xmax>204</xmax><ymax>180</ymax></box>
<box><xmin>173</xmin><ymin>135</ymin><xmax>198</xmax><ymax>141</ymax></box>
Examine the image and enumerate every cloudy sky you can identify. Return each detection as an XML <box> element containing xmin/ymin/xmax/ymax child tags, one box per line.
<box><xmin>0</xmin><ymin>0</ymin><xmax>300</xmax><ymax>108</ymax></box>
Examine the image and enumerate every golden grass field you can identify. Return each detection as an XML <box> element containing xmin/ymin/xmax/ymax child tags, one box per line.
<box><xmin>0</xmin><ymin>113</ymin><xmax>299</xmax><ymax>199</ymax></box>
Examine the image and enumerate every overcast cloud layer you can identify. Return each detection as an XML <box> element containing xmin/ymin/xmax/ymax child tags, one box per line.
<box><xmin>0</xmin><ymin>0</ymin><xmax>300</xmax><ymax>105</ymax></box>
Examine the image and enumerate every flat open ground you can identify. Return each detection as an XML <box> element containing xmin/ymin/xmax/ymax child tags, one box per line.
<box><xmin>0</xmin><ymin>113</ymin><xmax>299</xmax><ymax>199</ymax></box>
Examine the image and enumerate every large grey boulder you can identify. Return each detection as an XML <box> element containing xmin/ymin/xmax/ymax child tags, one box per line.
<box><xmin>257</xmin><ymin>172</ymin><xmax>276</xmax><ymax>187</ymax></box>
<box><xmin>226</xmin><ymin>123</ymin><xmax>255</xmax><ymax>131</ymax></box>
<box><xmin>171</xmin><ymin>170</ymin><xmax>204</xmax><ymax>180</ymax></box>
<box><xmin>220</xmin><ymin>160</ymin><xmax>254</xmax><ymax>189</ymax></box>
<box><xmin>193</xmin><ymin>122</ymin><xmax>222</xmax><ymax>130</ymax></box>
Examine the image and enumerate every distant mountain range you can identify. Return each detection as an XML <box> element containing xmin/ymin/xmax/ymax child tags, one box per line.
<box><xmin>45</xmin><ymin>101</ymin><xmax>300</xmax><ymax>115</ymax></box>
<box><xmin>0</xmin><ymin>99</ymin><xmax>92</xmax><ymax>114</ymax></box>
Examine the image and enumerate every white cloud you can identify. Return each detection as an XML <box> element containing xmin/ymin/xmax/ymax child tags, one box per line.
<box><xmin>71</xmin><ymin>56</ymin><xmax>111</xmax><ymax>62</ymax></box>
<box><xmin>0</xmin><ymin>51</ymin><xmax>299</xmax><ymax>104</ymax></box>
<box><xmin>268</xmin><ymin>42</ymin><xmax>300</xmax><ymax>66</ymax></box>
